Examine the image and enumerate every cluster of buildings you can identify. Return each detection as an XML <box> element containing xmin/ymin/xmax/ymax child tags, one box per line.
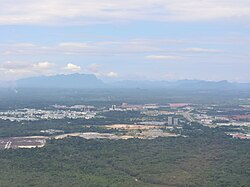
<box><xmin>108</xmin><ymin>103</ymin><xmax>182</xmax><ymax>127</ymax></box>
<box><xmin>108</xmin><ymin>102</ymin><xmax>250</xmax><ymax>139</ymax></box>
<box><xmin>167</xmin><ymin>117</ymin><xmax>179</xmax><ymax>126</ymax></box>
<box><xmin>192</xmin><ymin>110</ymin><xmax>250</xmax><ymax>128</ymax></box>
<box><xmin>141</xmin><ymin>110</ymin><xmax>174</xmax><ymax>116</ymax></box>
<box><xmin>0</xmin><ymin>108</ymin><xmax>96</xmax><ymax>122</ymax></box>
<box><xmin>52</xmin><ymin>104</ymin><xmax>95</xmax><ymax>112</ymax></box>
<box><xmin>109</xmin><ymin>103</ymin><xmax>161</xmax><ymax>111</ymax></box>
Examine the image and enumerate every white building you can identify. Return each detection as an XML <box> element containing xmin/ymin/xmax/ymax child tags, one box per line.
<box><xmin>168</xmin><ymin>117</ymin><xmax>173</xmax><ymax>125</ymax></box>
<box><xmin>174</xmin><ymin>118</ymin><xmax>179</xmax><ymax>126</ymax></box>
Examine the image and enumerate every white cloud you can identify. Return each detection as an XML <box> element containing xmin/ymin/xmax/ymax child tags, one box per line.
<box><xmin>105</xmin><ymin>71</ymin><xmax>119</xmax><ymax>78</ymax></box>
<box><xmin>33</xmin><ymin>61</ymin><xmax>55</xmax><ymax>69</ymax></box>
<box><xmin>0</xmin><ymin>0</ymin><xmax>250</xmax><ymax>25</ymax></box>
<box><xmin>145</xmin><ymin>55</ymin><xmax>182</xmax><ymax>60</ymax></box>
<box><xmin>184</xmin><ymin>48</ymin><xmax>221</xmax><ymax>53</ymax></box>
<box><xmin>0</xmin><ymin>39</ymin><xmax>169</xmax><ymax>56</ymax></box>
<box><xmin>87</xmin><ymin>64</ymin><xmax>118</xmax><ymax>78</ymax></box>
<box><xmin>59</xmin><ymin>43</ymin><xmax>91</xmax><ymax>50</ymax></box>
<box><xmin>1</xmin><ymin>61</ymin><xmax>31</xmax><ymax>69</ymax></box>
<box><xmin>165</xmin><ymin>1</ymin><xmax>250</xmax><ymax>21</ymax></box>
<box><xmin>63</xmin><ymin>63</ymin><xmax>81</xmax><ymax>72</ymax></box>
<box><xmin>1</xmin><ymin>37</ymin><xmax>247</xmax><ymax>57</ymax></box>
<box><xmin>0</xmin><ymin>61</ymin><xmax>56</xmax><ymax>80</ymax></box>
<box><xmin>0</xmin><ymin>43</ymin><xmax>51</xmax><ymax>55</ymax></box>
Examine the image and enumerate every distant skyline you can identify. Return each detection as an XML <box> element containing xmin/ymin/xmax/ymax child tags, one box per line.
<box><xmin>0</xmin><ymin>0</ymin><xmax>250</xmax><ymax>82</ymax></box>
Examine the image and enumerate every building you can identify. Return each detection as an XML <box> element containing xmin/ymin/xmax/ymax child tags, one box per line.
<box><xmin>168</xmin><ymin>117</ymin><xmax>173</xmax><ymax>125</ymax></box>
<box><xmin>112</xmin><ymin>105</ymin><xmax>116</xmax><ymax>110</ymax></box>
<box><xmin>173</xmin><ymin>118</ymin><xmax>179</xmax><ymax>126</ymax></box>
<box><xmin>109</xmin><ymin>105</ymin><xmax>117</xmax><ymax>111</ymax></box>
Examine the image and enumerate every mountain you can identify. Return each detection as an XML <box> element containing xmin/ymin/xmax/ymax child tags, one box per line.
<box><xmin>1</xmin><ymin>73</ymin><xmax>249</xmax><ymax>90</ymax></box>
<box><xmin>15</xmin><ymin>73</ymin><xmax>105</xmax><ymax>88</ymax></box>
<box><xmin>110</xmin><ymin>80</ymin><xmax>240</xmax><ymax>90</ymax></box>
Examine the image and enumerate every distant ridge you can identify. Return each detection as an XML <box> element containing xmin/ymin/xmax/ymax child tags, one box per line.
<box><xmin>16</xmin><ymin>73</ymin><xmax>105</xmax><ymax>88</ymax></box>
<box><xmin>1</xmin><ymin>73</ymin><xmax>249</xmax><ymax>90</ymax></box>
<box><xmin>110</xmin><ymin>79</ymin><xmax>249</xmax><ymax>90</ymax></box>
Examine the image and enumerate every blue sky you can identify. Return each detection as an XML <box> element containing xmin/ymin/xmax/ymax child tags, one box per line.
<box><xmin>0</xmin><ymin>0</ymin><xmax>250</xmax><ymax>82</ymax></box>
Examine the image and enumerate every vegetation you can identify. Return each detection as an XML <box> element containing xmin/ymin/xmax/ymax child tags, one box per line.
<box><xmin>0</xmin><ymin>125</ymin><xmax>249</xmax><ymax>187</ymax></box>
<box><xmin>0</xmin><ymin>119</ymin><xmax>122</xmax><ymax>137</ymax></box>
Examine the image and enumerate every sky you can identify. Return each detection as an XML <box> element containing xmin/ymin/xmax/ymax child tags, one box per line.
<box><xmin>0</xmin><ymin>0</ymin><xmax>250</xmax><ymax>82</ymax></box>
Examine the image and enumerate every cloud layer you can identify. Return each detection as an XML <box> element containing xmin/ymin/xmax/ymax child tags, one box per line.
<box><xmin>145</xmin><ymin>55</ymin><xmax>183</xmax><ymax>60</ymax></box>
<box><xmin>0</xmin><ymin>40</ymin><xmax>225</xmax><ymax>57</ymax></box>
<box><xmin>0</xmin><ymin>61</ymin><xmax>56</xmax><ymax>80</ymax></box>
<box><xmin>0</xmin><ymin>61</ymin><xmax>86</xmax><ymax>80</ymax></box>
<box><xmin>0</xmin><ymin>61</ymin><xmax>120</xmax><ymax>81</ymax></box>
<box><xmin>0</xmin><ymin>1</ymin><xmax>249</xmax><ymax>82</ymax></box>
<box><xmin>0</xmin><ymin>0</ymin><xmax>250</xmax><ymax>25</ymax></box>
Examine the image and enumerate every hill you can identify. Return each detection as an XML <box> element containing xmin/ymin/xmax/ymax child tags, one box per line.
<box><xmin>16</xmin><ymin>73</ymin><xmax>105</xmax><ymax>89</ymax></box>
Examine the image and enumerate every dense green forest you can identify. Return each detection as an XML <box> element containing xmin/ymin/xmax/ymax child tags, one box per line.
<box><xmin>0</xmin><ymin>126</ymin><xmax>249</xmax><ymax>187</ymax></box>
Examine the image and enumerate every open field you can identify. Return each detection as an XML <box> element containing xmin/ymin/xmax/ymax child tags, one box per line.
<box><xmin>0</xmin><ymin>136</ymin><xmax>47</xmax><ymax>149</ymax></box>
<box><xmin>105</xmin><ymin>124</ymin><xmax>164</xmax><ymax>130</ymax></box>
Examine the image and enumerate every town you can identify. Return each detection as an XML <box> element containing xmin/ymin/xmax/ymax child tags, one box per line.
<box><xmin>0</xmin><ymin>101</ymin><xmax>249</xmax><ymax>150</ymax></box>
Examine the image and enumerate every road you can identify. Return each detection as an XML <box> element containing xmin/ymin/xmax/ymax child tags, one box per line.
<box><xmin>4</xmin><ymin>141</ymin><xmax>12</xmax><ymax>149</ymax></box>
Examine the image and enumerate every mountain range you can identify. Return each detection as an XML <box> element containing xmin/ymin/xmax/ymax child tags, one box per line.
<box><xmin>1</xmin><ymin>73</ymin><xmax>250</xmax><ymax>90</ymax></box>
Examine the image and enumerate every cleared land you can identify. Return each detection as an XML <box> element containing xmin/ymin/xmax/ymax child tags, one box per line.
<box><xmin>0</xmin><ymin>137</ymin><xmax>47</xmax><ymax>149</ymax></box>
